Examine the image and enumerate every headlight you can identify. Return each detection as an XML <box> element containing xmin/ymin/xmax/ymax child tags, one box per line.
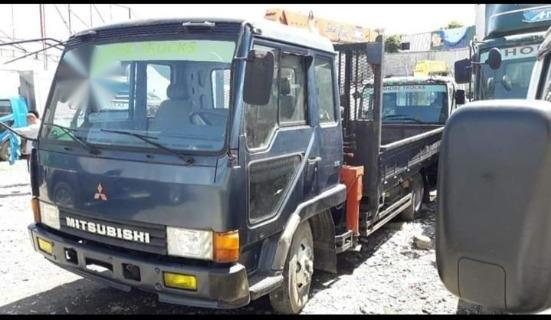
<box><xmin>39</xmin><ymin>202</ymin><xmax>60</xmax><ymax>230</ymax></box>
<box><xmin>167</xmin><ymin>227</ymin><xmax>213</xmax><ymax>260</ymax></box>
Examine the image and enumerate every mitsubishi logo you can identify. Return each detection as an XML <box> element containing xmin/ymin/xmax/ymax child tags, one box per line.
<box><xmin>94</xmin><ymin>183</ymin><xmax>107</xmax><ymax>201</ymax></box>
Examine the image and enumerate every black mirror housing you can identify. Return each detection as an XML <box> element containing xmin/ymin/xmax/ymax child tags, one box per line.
<box><xmin>454</xmin><ymin>89</ymin><xmax>465</xmax><ymax>105</ymax></box>
<box><xmin>437</xmin><ymin>100</ymin><xmax>551</xmax><ymax>313</ymax></box>
<box><xmin>486</xmin><ymin>47</ymin><xmax>502</xmax><ymax>70</ymax></box>
<box><xmin>454</xmin><ymin>58</ymin><xmax>471</xmax><ymax>84</ymax></box>
<box><xmin>243</xmin><ymin>50</ymin><xmax>275</xmax><ymax>106</ymax></box>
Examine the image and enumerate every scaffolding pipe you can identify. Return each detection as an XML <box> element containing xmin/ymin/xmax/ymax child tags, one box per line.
<box><xmin>68</xmin><ymin>4</ymin><xmax>72</xmax><ymax>35</ymax></box>
<box><xmin>39</xmin><ymin>4</ymin><xmax>47</xmax><ymax>69</ymax></box>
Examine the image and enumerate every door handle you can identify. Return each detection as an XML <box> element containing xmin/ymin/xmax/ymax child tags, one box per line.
<box><xmin>307</xmin><ymin>156</ymin><xmax>322</xmax><ymax>165</ymax></box>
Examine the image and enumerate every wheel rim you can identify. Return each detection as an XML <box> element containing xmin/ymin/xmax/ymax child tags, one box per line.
<box><xmin>294</xmin><ymin>239</ymin><xmax>314</xmax><ymax>299</ymax></box>
<box><xmin>1</xmin><ymin>142</ymin><xmax>10</xmax><ymax>160</ymax></box>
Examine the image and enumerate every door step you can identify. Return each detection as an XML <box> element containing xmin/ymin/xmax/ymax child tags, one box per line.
<box><xmin>335</xmin><ymin>230</ymin><xmax>354</xmax><ymax>253</ymax></box>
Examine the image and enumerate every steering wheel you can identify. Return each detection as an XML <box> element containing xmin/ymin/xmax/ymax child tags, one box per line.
<box><xmin>501</xmin><ymin>75</ymin><xmax>513</xmax><ymax>92</ymax></box>
<box><xmin>189</xmin><ymin>111</ymin><xmax>212</xmax><ymax>126</ymax></box>
<box><xmin>189</xmin><ymin>111</ymin><xmax>228</xmax><ymax>126</ymax></box>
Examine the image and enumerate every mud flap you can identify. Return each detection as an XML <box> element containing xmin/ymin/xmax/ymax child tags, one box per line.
<box><xmin>310</xmin><ymin>211</ymin><xmax>337</xmax><ymax>274</ymax></box>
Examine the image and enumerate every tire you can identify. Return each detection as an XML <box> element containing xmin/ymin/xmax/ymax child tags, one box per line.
<box><xmin>0</xmin><ymin>140</ymin><xmax>10</xmax><ymax>161</ymax></box>
<box><xmin>269</xmin><ymin>220</ymin><xmax>314</xmax><ymax>314</ymax></box>
<box><xmin>400</xmin><ymin>173</ymin><xmax>424</xmax><ymax>221</ymax></box>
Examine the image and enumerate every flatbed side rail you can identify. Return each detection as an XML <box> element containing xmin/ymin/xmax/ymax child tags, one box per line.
<box><xmin>380</xmin><ymin>126</ymin><xmax>444</xmax><ymax>152</ymax></box>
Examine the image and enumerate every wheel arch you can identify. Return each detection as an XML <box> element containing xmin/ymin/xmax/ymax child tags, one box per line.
<box><xmin>270</xmin><ymin>184</ymin><xmax>346</xmax><ymax>273</ymax></box>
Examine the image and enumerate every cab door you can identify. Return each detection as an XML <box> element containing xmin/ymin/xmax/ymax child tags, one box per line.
<box><xmin>242</xmin><ymin>40</ymin><xmax>319</xmax><ymax>234</ymax></box>
<box><xmin>313</xmin><ymin>54</ymin><xmax>342</xmax><ymax>193</ymax></box>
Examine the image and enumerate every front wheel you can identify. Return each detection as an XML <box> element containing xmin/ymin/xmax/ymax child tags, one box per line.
<box><xmin>0</xmin><ymin>140</ymin><xmax>10</xmax><ymax>161</ymax></box>
<box><xmin>400</xmin><ymin>173</ymin><xmax>424</xmax><ymax>221</ymax></box>
<box><xmin>269</xmin><ymin>220</ymin><xmax>314</xmax><ymax>314</ymax></box>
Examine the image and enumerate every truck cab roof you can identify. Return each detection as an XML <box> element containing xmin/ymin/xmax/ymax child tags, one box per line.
<box><xmin>70</xmin><ymin>17</ymin><xmax>336</xmax><ymax>54</ymax></box>
<box><xmin>366</xmin><ymin>75</ymin><xmax>456</xmax><ymax>86</ymax></box>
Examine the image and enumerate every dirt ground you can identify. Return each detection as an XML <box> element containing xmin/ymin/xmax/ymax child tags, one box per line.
<box><xmin>0</xmin><ymin>159</ymin><xmax>487</xmax><ymax>314</ymax></box>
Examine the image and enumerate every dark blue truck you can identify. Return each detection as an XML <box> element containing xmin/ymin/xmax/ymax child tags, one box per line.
<box><xmin>23</xmin><ymin>18</ymin><xmax>453</xmax><ymax>313</ymax></box>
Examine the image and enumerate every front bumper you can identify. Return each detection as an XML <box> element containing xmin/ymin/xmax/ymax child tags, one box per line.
<box><xmin>28</xmin><ymin>223</ymin><xmax>250</xmax><ymax>309</ymax></box>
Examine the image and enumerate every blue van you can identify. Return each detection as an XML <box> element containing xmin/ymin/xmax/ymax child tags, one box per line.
<box><xmin>0</xmin><ymin>96</ymin><xmax>29</xmax><ymax>161</ymax></box>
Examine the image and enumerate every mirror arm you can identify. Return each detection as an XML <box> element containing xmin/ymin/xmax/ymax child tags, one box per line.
<box><xmin>234</xmin><ymin>56</ymin><xmax>253</xmax><ymax>62</ymax></box>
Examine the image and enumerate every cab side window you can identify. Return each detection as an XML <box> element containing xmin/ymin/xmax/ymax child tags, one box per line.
<box><xmin>244</xmin><ymin>46</ymin><xmax>309</xmax><ymax>149</ymax></box>
<box><xmin>244</xmin><ymin>45</ymin><xmax>279</xmax><ymax>149</ymax></box>
<box><xmin>146</xmin><ymin>63</ymin><xmax>172</xmax><ymax>118</ymax></box>
<box><xmin>279</xmin><ymin>54</ymin><xmax>307</xmax><ymax>125</ymax></box>
<box><xmin>314</xmin><ymin>57</ymin><xmax>336</xmax><ymax>123</ymax></box>
<box><xmin>212</xmin><ymin>69</ymin><xmax>231</xmax><ymax>109</ymax></box>
<box><xmin>0</xmin><ymin>100</ymin><xmax>12</xmax><ymax>118</ymax></box>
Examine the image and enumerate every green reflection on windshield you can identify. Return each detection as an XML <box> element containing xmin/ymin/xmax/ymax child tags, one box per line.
<box><xmin>91</xmin><ymin>40</ymin><xmax>235</xmax><ymax>77</ymax></box>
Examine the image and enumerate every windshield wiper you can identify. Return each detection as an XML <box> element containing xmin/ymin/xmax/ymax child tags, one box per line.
<box><xmin>383</xmin><ymin>114</ymin><xmax>424</xmax><ymax>123</ymax></box>
<box><xmin>99</xmin><ymin>129</ymin><xmax>195</xmax><ymax>165</ymax></box>
<box><xmin>0</xmin><ymin>121</ymin><xmax>38</xmax><ymax>142</ymax></box>
<box><xmin>43</xmin><ymin>122</ymin><xmax>101</xmax><ymax>155</ymax></box>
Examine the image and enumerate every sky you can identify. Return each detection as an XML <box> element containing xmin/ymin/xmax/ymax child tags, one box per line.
<box><xmin>0</xmin><ymin>4</ymin><xmax>476</xmax><ymax>45</ymax></box>
<box><xmin>128</xmin><ymin>4</ymin><xmax>476</xmax><ymax>35</ymax></box>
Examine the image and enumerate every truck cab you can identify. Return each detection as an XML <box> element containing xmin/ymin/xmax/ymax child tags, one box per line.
<box><xmin>344</xmin><ymin>75</ymin><xmax>459</xmax><ymax>226</ymax></box>
<box><xmin>27</xmin><ymin>18</ymin><xmax>348</xmax><ymax>313</ymax></box>
<box><xmin>456</xmin><ymin>4</ymin><xmax>551</xmax><ymax>101</ymax></box>
<box><xmin>362</xmin><ymin>76</ymin><xmax>461</xmax><ymax>145</ymax></box>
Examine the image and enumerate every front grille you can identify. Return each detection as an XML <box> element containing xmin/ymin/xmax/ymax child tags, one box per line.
<box><xmin>58</xmin><ymin>210</ymin><xmax>167</xmax><ymax>255</ymax></box>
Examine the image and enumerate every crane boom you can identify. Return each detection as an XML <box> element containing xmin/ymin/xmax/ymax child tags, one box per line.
<box><xmin>264</xmin><ymin>8</ymin><xmax>377</xmax><ymax>43</ymax></box>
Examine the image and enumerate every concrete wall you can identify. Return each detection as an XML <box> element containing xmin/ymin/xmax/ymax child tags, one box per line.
<box><xmin>384</xmin><ymin>48</ymin><xmax>470</xmax><ymax>77</ymax></box>
<box><xmin>400</xmin><ymin>32</ymin><xmax>432</xmax><ymax>52</ymax></box>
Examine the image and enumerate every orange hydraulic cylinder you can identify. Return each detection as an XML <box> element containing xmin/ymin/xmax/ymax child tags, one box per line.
<box><xmin>340</xmin><ymin>165</ymin><xmax>364</xmax><ymax>235</ymax></box>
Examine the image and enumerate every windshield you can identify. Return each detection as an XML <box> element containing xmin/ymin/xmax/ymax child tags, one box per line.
<box><xmin>42</xmin><ymin>38</ymin><xmax>236</xmax><ymax>153</ymax></box>
<box><xmin>361</xmin><ymin>84</ymin><xmax>449</xmax><ymax>124</ymax></box>
<box><xmin>478</xmin><ymin>44</ymin><xmax>537</xmax><ymax>99</ymax></box>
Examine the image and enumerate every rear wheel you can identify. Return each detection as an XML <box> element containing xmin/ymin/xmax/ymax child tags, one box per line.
<box><xmin>0</xmin><ymin>140</ymin><xmax>10</xmax><ymax>161</ymax></box>
<box><xmin>269</xmin><ymin>220</ymin><xmax>314</xmax><ymax>314</ymax></box>
<box><xmin>400</xmin><ymin>173</ymin><xmax>424</xmax><ymax>221</ymax></box>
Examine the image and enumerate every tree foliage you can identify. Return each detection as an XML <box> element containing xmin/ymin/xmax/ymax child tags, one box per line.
<box><xmin>384</xmin><ymin>34</ymin><xmax>402</xmax><ymax>53</ymax></box>
<box><xmin>445</xmin><ymin>20</ymin><xmax>464</xmax><ymax>29</ymax></box>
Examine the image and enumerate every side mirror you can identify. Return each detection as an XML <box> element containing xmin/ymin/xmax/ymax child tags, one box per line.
<box><xmin>243</xmin><ymin>50</ymin><xmax>274</xmax><ymax>106</ymax></box>
<box><xmin>454</xmin><ymin>58</ymin><xmax>471</xmax><ymax>84</ymax></box>
<box><xmin>437</xmin><ymin>100</ymin><xmax>551</xmax><ymax>313</ymax></box>
<box><xmin>454</xmin><ymin>89</ymin><xmax>465</xmax><ymax>105</ymax></box>
<box><xmin>486</xmin><ymin>47</ymin><xmax>502</xmax><ymax>70</ymax></box>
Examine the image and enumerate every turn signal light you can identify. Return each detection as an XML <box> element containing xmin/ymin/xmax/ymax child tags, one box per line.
<box><xmin>31</xmin><ymin>197</ymin><xmax>41</xmax><ymax>223</ymax></box>
<box><xmin>214</xmin><ymin>230</ymin><xmax>239</xmax><ymax>263</ymax></box>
